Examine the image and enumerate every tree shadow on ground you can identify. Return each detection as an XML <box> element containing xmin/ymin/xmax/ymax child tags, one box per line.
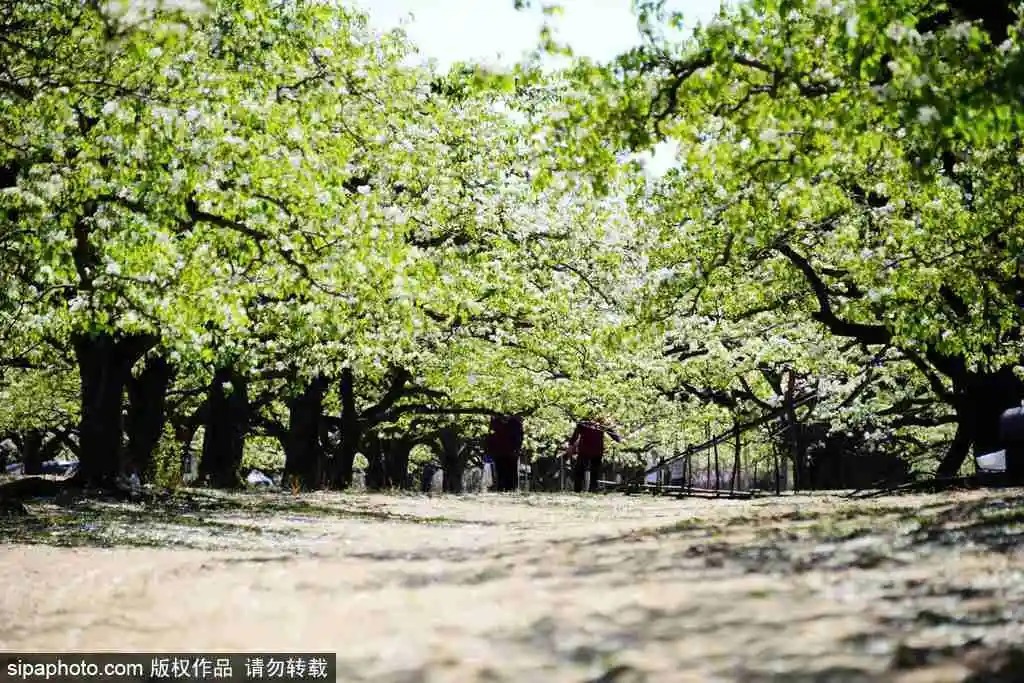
<box><xmin>906</xmin><ymin>494</ymin><xmax>1024</xmax><ymax>553</ymax></box>
<box><xmin>0</xmin><ymin>488</ymin><xmax>484</xmax><ymax>549</ymax></box>
<box><xmin>305</xmin><ymin>492</ymin><xmax>1024</xmax><ymax>593</ymax></box>
<box><xmin>0</xmin><ymin>501</ymin><xmax>293</xmax><ymax>549</ymax></box>
<box><xmin>363</xmin><ymin>491</ymin><xmax>1024</xmax><ymax>682</ymax></box>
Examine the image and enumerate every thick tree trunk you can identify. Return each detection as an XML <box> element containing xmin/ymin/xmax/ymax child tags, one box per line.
<box><xmin>439</xmin><ymin>427</ymin><xmax>465</xmax><ymax>494</ymax></box>
<box><xmin>125</xmin><ymin>356</ymin><xmax>173</xmax><ymax>479</ymax></box>
<box><xmin>21</xmin><ymin>429</ymin><xmax>43</xmax><ymax>475</ymax></box>
<box><xmin>936</xmin><ymin>366</ymin><xmax>1024</xmax><ymax>477</ymax></box>
<box><xmin>283</xmin><ymin>375</ymin><xmax>329</xmax><ymax>490</ymax></box>
<box><xmin>386</xmin><ymin>438</ymin><xmax>413</xmax><ymax>489</ymax></box>
<box><xmin>784</xmin><ymin>372</ymin><xmax>809</xmax><ymax>491</ymax></box>
<box><xmin>73</xmin><ymin>332</ymin><xmax>156</xmax><ymax>489</ymax></box>
<box><xmin>364</xmin><ymin>431</ymin><xmax>386</xmax><ymax>491</ymax></box>
<box><xmin>199</xmin><ymin>366</ymin><xmax>249</xmax><ymax>489</ymax></box>
<box><xmin>331</xmin><ymin>367</ymin><xmax>360</xmax><ymax>489</ymax></box>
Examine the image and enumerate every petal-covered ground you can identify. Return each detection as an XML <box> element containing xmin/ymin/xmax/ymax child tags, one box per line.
<box><xmin>2</xmin><ymin>489</ymin><xmax>1023</xmax><ymax>682</ymax></box>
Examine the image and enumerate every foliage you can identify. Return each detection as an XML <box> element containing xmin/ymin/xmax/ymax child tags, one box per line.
<box><xmin>149</xmin><ymin>422</ymin><xmax>182</xmax><ymax>490</ymax></box>
<box><xmin>0</xmin><ymin>368</ymin><xmax>78</xmax><ymax>433</ymax></box>
<box><xmin>241</xmin><ymin>436</ymin><xmax>284</xmax><ymax>473</ymax></box>
<box><xmin>6</xmin><ymin>0</ymin><xmax>1016</xmax><ymax>490</ymax></box>
<box><xmin>524</xmin><ymin>0</ymin><xmax>1024</xmax><ymax>474</ymax></box>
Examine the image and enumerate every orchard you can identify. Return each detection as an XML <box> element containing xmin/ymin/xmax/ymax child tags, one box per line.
<box><xmin>1</xmin><ymin>0</ymin><xmax>1023</xmax><ymax>496</ymax></box>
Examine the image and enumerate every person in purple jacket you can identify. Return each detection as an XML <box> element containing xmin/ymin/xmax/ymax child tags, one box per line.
<box><xmin>568</xmin><ymin>416</ymin><xmax>621</xmax><ymax>493</ymax></box>
<box><xmin>486</xmin><ymin>414</ymin><xmax>524</xmax><ymax>492</ymax></box>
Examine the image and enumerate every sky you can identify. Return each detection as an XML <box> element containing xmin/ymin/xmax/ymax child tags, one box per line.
<box><xmin>352</xmin><ymin>1</ymin><xmax>725</xmax><ymax>175</ymax></box>
<box><xmin>354</xmin><ymin>0</ymin><xmax>724</xmax><ymax>69</ymax></box>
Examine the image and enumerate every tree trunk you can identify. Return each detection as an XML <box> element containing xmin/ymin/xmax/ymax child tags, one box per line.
<box><xmin>439</xmin><ymin>426</ymin><xmax>465</xmax><ymax>494</ymax></box>
<box><xmin>73</xmin><ymin>332</ymin><xmax>156</xmax><ymax>489</ymax></box>
<box><xmin>385</xmin><ymin>438</ymin><xmax>414</xmax><ymax>489</ymax></box>
<box><xmin>364</xmin><ymin>431</ymin><xmax>386</xmax><ymax>491</ymax></box>
<box><xmin>772</xmin><ymin>430</ymin><xmax>782</xmax><ymax>495</ymax></box>
<box><xmin>283</xmin><ymin>375</ymin><xmax>328</xmax><ymax>490</ymax></box>
<box><xmin>784</xmin><ymin>372</ymin><xmax>808</xmax><ymax>491</ymax></box>
<box><xmin>125</xmin><ymin>356</ymin><xmax>173</xmax><ymax>479</ymax></box>
<box><xmin>730</xmin><ymin>421</ymin><xmax>741</xmax><ymax>493</ymax></box>
<box><xmin>22</xmin><ymin>429</ymin><xmax>43</xmax><ymax>475</ymax></box>
<box><xmin>331</xmin><ymin>367</ymin><xmax>360</xmax><ymax>489</ymax></box>
<box><xmin>199</xmin><ymin>366</ymin><xmax>249</xmax><ymax>489</ymax></box>
<box><xmin>713</xmin><ymin>436</ymin><xmax>721</xmax><ymax>491</ymax></box>
<box><xmin>936</xmin><ymin>366</ymin><xmax>1024</xmax><ymax>477</ymax></box>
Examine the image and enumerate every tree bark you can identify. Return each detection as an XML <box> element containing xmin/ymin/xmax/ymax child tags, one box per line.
<box><xmin>783</xmin><ymin>371</ymin><xmax>809</xmax><ymax>491</ymax></box>
<box><xmin>730</xmin><ymin>421</ymin><xmax>741</xmax><ymax>493</ymax></box>
<box><xmin>199</xmin><ymin>366</ymin><xmax>249</xmax><ymax>489</ymax></box>
<box><xmin>936</xmin><ymin>366</ymin><xmax>1024</xmax><ymax>477</ymax></box>
<box><xmin>283</xmin><ymin>375</ymin><xmax>329</xmax><ymax>490</ymax></box>
<box><xmin>366</xmin><ymin>436</ymin><xmax>414</xmax><ymax>490</ymax></box>
<box><xmin>364</xmin><ymin>431</ymin><xmax>386</xmax><ymax>491</ymax></box>
<box><xmin>125</xmin><ymin>355</ymin><xmax>173</xmax><ymax>479</ymax></box>
<box><xmin>330</xmin><ymin>367</ymin><xmax>360</xmax><ymax>489</ymax></box>
<box><xmin>72</xmin><ymin>332</ymin><xmax>157</xmax><ymax>489</ymax></box>
<box><xmin>386</xmin><ymin>438</ymin><xmax>414</xmax><ymax>489</ymax></box>
<box><xmin>439</xmin><ymin>426</ymin><xmax>465</xmax><ymax>494</ymax></box>
<box><xmin>21</xmin><ymin>429</ymin><xmax>43</xmax><ymax>475</ymax></box>
<box><xmin>713</xmin><ymin>435</ymin><xmax>721</xmax><ymax>491</ymax></box>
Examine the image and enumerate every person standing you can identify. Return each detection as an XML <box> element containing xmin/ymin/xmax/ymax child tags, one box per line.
<box><xmin>487</xmin><ymin>414</ymin><xmax>524</xmax><ymax>492</ymax></box>
<box><xmin>569</xmin><ymin>417</ymin><xmax>622</xmax><ymax>493</ymax></box>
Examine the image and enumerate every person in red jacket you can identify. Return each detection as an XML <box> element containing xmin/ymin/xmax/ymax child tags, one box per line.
<box><xmin>486</xmin><ymin>414</ymin><xmax>524</xmax><ymax>492</ymax></box>
<box><xmin>568</xmin><ymin>417</ymin><xmax>621</xmax><ymax>493</ymax></box>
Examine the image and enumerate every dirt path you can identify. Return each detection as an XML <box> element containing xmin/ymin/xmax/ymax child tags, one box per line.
<box><xmin>2</xmin><ymin>489</ymin><xmax>1024</xmax><ymax>682</ymax></box>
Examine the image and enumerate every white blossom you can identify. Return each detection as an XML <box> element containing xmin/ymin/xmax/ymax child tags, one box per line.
<box><xmin>845</xmin><ymin>14</ymin><xmax>858</xmax><ymax>38</ymax></box>
<box><xmin>948</xmin><ymin>21</ymin><xmax>973</xmax><ymax>41</ymax></box>
<box><xmin>916</xmin><ymin>105</ymin><xmax>939</xmax><ymax>124</ymax></box>
<box><xmin>885</xmin><ymin>22</ymin><xmax>907</xmax><ymax>43</ymax></box>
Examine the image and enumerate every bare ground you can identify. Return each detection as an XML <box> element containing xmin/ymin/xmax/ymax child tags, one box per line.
<box><xmin>2</xmin><ymin>488</ymin><xmax>1024</xmax><ymax>682</ymax></box>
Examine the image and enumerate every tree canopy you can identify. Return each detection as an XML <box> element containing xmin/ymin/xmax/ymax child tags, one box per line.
<box><xmin>2</xmin><ymin>0</ymin><xmax>1022</xmax><ymax>494</ymax></box>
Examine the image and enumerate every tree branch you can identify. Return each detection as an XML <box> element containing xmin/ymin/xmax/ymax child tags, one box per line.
<box><xmin>774</xmin><ymin>242</ymin><xmax>891</xmax><ymax>345</ymax></box>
